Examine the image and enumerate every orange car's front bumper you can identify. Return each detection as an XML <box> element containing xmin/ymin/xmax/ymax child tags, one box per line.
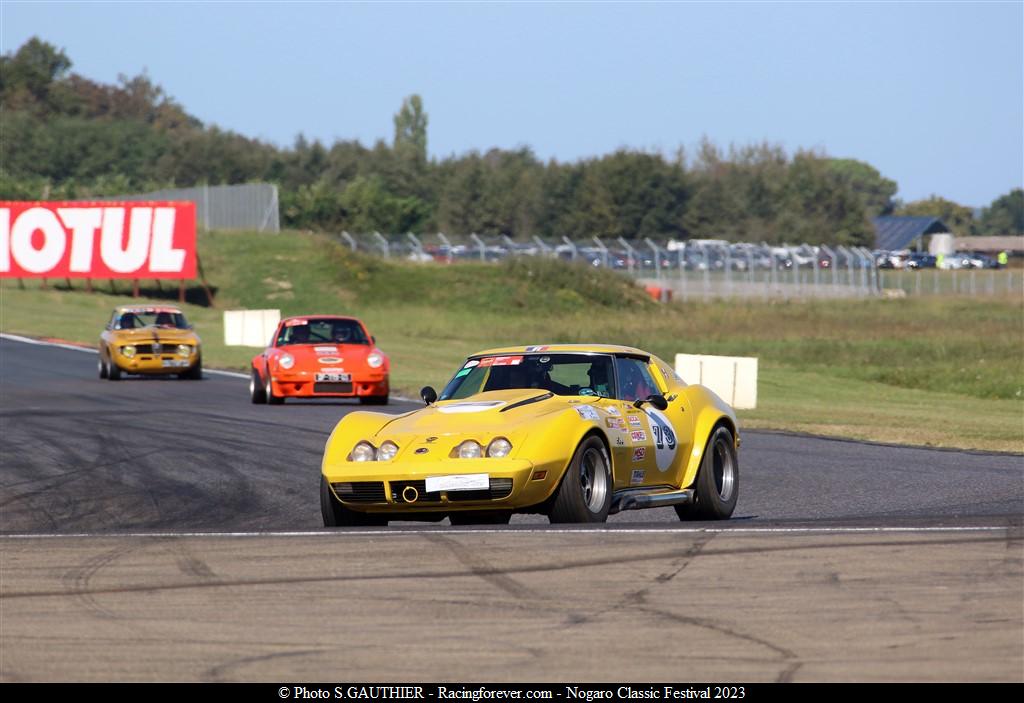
<box><xmin>269</xmin><ymin>370</ymin><xmax>388</xmax><ymax>398</ymax></box>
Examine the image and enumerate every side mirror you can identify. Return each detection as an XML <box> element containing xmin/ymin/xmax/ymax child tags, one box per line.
<box><xmin>633</xmin><ymin>394</ymin><xmax>668</xmax><ymax>411</ymax></box>
<box><xmin>420</xmin><ymin>386</ymin><xmax>437</xmax><ymax>405</ymax></box>
<box><xmin>372</xmin><ymin>335</ymin><xmax>376</xmax><ymax>344</ymax></box>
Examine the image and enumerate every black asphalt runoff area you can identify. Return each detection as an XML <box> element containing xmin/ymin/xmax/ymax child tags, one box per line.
<box><xmin>1</xmin><ymin>336</ymin><xmax>1021</xmax><ymax>534</ymax></box>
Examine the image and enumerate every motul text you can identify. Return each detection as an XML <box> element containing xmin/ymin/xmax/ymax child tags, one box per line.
<box><xmin>0</xmin><ymin>201</ymin><xmax>196</xmax><ymax>279</ymax></box>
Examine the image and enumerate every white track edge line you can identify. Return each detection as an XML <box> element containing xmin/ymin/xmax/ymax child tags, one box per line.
<box><xmin>0</xmin><ymin>526</ymin><xmax>1009</xmax><ymax>539</ymax></box>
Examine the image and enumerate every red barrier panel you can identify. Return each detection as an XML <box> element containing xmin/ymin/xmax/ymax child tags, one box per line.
<box><xmin>0</xmin><ymin>201</ymin><xmax>196</xmax><ymax>279</ymax></box>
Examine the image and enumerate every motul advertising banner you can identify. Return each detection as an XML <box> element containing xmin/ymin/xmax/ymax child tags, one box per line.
<box><xmin>0</xmin><ymin>201</ymin><xmax>196</xmax><ymax>279</ymax></box>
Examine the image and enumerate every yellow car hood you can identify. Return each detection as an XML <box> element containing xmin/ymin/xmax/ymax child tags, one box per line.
<box><xmin>110</xmin><ymin>327</ymin><xmax>199</xmax><ymax>344</ymax></box>
<box><xmin>376</xmin><ymin>389</ymin><xmax>594</xmax><ymax>439</ymax></box>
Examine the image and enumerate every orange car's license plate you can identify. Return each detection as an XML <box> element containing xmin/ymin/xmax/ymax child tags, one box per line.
<box><xmin>315</xmin><ymin>372</ymin><xmax>351</xmax><ymax>382</ymax></box>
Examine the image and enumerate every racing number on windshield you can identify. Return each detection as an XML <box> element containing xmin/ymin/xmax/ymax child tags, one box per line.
<box><xmin>651</xmin><ymin>422</ymin><xmax>676</xmax><ymax>451</ymax></box>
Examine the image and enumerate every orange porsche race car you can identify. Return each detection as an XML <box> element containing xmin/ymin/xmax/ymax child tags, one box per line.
<box><xmin>250</xmin><ymin>315</ymin><xmax>389</xmax><ymax>405</ymax></box>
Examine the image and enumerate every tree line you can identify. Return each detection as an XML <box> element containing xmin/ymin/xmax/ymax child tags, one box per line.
<box><xmin>2</xmin><ymin>38</ymin><xmax>1021</xmax><ymax>245</ymax></box>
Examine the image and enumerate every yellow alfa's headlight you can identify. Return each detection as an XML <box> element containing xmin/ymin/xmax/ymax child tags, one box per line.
<box><xmin>121</xmin><ymin>345</ymin><xmax>136</xmax><ymax>358</ymax></box>
<box><xmin>177</xmin><ymin>344</ymin><xmax>191</xmax><ymax>357</ymax></box>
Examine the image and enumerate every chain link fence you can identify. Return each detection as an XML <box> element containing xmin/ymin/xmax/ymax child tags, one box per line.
<box><xmin>330</xmin><ymin>231</ymin><xmax>1020</xmax><ymax>300</ymax></box>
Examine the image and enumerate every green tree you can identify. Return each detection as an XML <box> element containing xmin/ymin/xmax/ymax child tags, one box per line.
<box><xmin>827</xmin><ymin>158</ymin><xmax>898</xmax><ymax>217</ymax></box>
<box><xmin>978</xmin><ymin>188</ymin><xmax>1024</xmax><ymax>235</ymax></box>
<box><xmin>897</xmin><ymin>195</ymin><xmax>976</xmax><ymax>236</ymax></box>
<box><xmin>393</xmin><ymin>94</ymin><xmax>428</xmax><ymax>163</ymax></box>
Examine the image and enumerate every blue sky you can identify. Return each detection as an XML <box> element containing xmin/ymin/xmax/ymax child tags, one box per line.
<box><xmin>3</xmin><ymin>1</ymin><xmax>1022</xmax><ymax>206</ymax></box>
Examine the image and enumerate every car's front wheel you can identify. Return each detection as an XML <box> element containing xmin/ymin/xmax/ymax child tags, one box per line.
<box><xmin>98</xmin><ymin>354</ymin><xmax>108</xmax><ymax>379</ymax></box>
<box><xmin>249</xmin><ymin>369</ymin><xmax>267</xmax><ymax>403</ymax></box>
<box><xmin>320</xmin><ymin>476</ymin><xmax>387</xmax><ymax>527</ymax></box>
<box><xmin>548</xmin><ymin>436</ymin><xmax>612</xmax><ymax>523</ymax></box>
<box><xmin>107</xmin><ymin>356</ymin><xmax>122</xmax><ymax>381</ymax></box>
<box><xmin>265</xmin><ymin>369</ymin><xmax>283</xmax><ymax>405</ymax></box>
<box><xmin>675</xmin><ymin>425</ymin><xmax>739</xmax><ymax>521</ymax></box>
<box><xmin>179</xmin><ymin>356</ymin><xmax>202</xmax><ymax>380</ymax></box>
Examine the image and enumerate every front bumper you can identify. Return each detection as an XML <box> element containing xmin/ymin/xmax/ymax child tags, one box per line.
<box><xmin>112</xmin><ymin>352</ymin><xmax>199</xmax><ymax>375</ymax></box>
<box><xmin>322</xmin><ymin>458</ymin><xmax>559</xmax><ymax>513</ymax></box>
<box><xmin>270</xmin><ymin>370</ymin><xmax>388</xmax><ymax>398</ymax></box>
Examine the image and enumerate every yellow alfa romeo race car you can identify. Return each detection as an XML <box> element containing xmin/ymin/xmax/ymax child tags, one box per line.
<box><xmin>98</xmin><ymin>305</ymin><xmax>202</xmax><ymax>380</ymax></box>
<box><xmin>320</xmin><ymin>344</ymin><xmax>739</xmax><ymax>526</ymax></box>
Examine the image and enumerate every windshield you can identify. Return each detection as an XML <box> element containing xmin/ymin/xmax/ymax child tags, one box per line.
<box><xmin>115</xmin><ymin>308</ymin><xmax>189</xmax><ymax>330</ymax></box>
<box><xmin>440</xmin><ymin>353</ymin><xmax>615</xmax><ymax>401</ymax></box>
<box><xmin>276</xmin><ymin>318</ymin><xmax>369</xmax><ymax>346</ymax></box>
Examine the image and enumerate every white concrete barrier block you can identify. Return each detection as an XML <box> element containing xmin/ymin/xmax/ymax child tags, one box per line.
<box><xmin>675</xmin><ymin>353</ymin><xmax>758</xmax><ymax>410</ymax></box>
<box><xmin>223</xmin><ymin>309</ymin><xmax>280</xmax><ymax>347</ymax></box>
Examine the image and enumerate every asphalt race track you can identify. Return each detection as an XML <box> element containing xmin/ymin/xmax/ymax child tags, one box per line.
<box><xmin>1</xmin><ymin>335</ymin><xmax>1021</xmax><ymax>682</ymax></box>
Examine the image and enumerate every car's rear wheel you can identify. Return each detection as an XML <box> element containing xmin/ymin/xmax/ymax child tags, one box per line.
<box><xmin>250</xmin><ymin>369</ymin><xmax>267</xmax><ymax>403</ymax></box>
<box><xmin>675</xmin><ymin>425</ymin><xmax>739</xmax><ymax>521</ymax></box>
<box><xmin>265</xmin><ymin>369</ymin><xmax>283</xmax><ymax>405</ymax></box>
<box><xmin>359</xmin><ymin>394</ymin><xmax>389</xmax><ymax>406</ymax></box>
<box><xmin>449</xmin><ymin>511</ymin><xmax>512</xmax><ymax>526</ymax></box>
<box><xmin>548</xmin><ymin>436</ymin><xmax>611</xmax><ymax>523</ymax></box>
<box><xmin>320</xmin><ymin>476</ymin><xmax>387</xmax><ymax>527</ymax></box>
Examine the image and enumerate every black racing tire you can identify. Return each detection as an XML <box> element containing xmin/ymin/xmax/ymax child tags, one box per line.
<box><xmin>98</xmin><ymin>353</ymin><xmax>108</xmax><ymax>379</ymax></box>
<box><xmin>675</xmin><ymin>425</ymin><xmax>739</xmax><ymax>521</ymax></box>
<box><xmin>359</xmin><ymin>395</ymin><xmax>389</xmax><ymax>406</ymax></box>
<box><xmin>265</xmin><ymin>368</ymin><xmax>284</xmax><ymax>405</ymax></box>
<box><xmin>548</xmin><ymin>435</ymin><xmax>612</xmax><ymax>524</ymax></box>
<box><xmin>250</xmin><ymin>369</ymin><xmax>267</xmax><ymax>404</ymax></box>
<box><xmin>449</xmin><ymin>511</ymin><xmax>512</xmax><ymax>526</ymax></box>
<box><xmin>320</xmin><ymin>476</ymin><xmax>388</xmax><ymax>527</ymax></box>
<box><xmin>108</xmin><ymin>358</ymin><xmax>122</xmax><ymax>381</ymax></box>
<box><xmin>180</xmin><ymin>356</ymin><xmax>202</xmax><ymax>380</ymax></box>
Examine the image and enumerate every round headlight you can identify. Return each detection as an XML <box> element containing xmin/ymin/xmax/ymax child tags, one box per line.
<box><xmin>487</xmin><ymin>437</ymin><xmax>513</xmax><ymax>458</ymax></box>
<box><xmin>177</xmin><ymin>344</ymin><xmax>191</xmax><ymax>357</ymax></box>
<box><xmin>378</xmin><ymin>441</ymin><xmax>399</xmax><ymax>462</ymax></box>
<box><xmin>279</xmin><ymin>354</ymin><xmax>295</xmax><ymax>370</ymax></box>
<box><xmin>350</xmin><ymin>441</ymin><xmax>376</xmax><ymax>462</ymax></box>
<box><xmin>457</xmin><ymin>440</ymin><xmax>483</xmax><ymax>459</ymax></box>
<box><xmin>121</xmin><ymin>345</ymin><xmax>136</xmax><ymax>358</ymax></box>
<box><xmin>366</xmin><ymin>351</ymin><xmax>384</xmax><ymax>369</ymax></box>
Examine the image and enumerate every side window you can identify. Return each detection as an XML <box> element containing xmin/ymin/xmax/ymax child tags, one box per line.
<box><xmin>615</xmin><ymin>357</ymin><xmax>659</xmax><ymax>402</ymax></box>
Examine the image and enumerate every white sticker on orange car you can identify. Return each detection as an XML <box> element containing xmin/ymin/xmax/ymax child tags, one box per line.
<box><xmin>645</xmin><ymin>408</ymin><xmax>678</xmax><ymax>473</ymax></box>
<box><xmin>284</xmin><ymin>319</ymin><xmax>307</xmax><ymax>327</ymax></box>
<box><xmin>314</xmin><ymin>346</ymin><xmax>338</xmax><ymax>354</ymax></box>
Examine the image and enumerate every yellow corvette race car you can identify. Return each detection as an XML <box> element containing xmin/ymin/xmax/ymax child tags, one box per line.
<box><xmin>321</xmin><ymin>344</ymin><xmax>739</xmax><ymax>526</ymax></box>
<box><xmin>98</xmin><ymin>305</ymin><xmax>202</xmax><ymax>380</ymax></box>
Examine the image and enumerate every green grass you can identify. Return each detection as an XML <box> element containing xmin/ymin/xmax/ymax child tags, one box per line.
<box><xmin>2</xmin><ymin>229</ymin><xmax>1022</xmax><ymax>452</ymax></box>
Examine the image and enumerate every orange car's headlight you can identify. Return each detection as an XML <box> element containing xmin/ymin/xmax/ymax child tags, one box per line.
<box><xmin>279</xmin><ymin>354</ymin><xmax>295</xmax><ymax>370</ymax></box>
<box><xmin>366</xmin><ymin>351</ymin><xmax>384</xmax><ymax>369</ymax></box>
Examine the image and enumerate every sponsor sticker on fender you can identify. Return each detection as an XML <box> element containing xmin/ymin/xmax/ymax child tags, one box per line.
<box><xmin>605</xmin><ymin>417</ymin><xmax>626</xmax><ymax>430</ymax></box>
<box><xmin>630</xmin><ymin>469</ymin><xmax>645</xmax><ymax>485</ymax></box>
<box><xmin>630</xmin><ymin>430</ymin><xmax>647</xmax><ymax>442</ymax></box>
<box><xmin>632</xmin><ymin>447</ymin><xmax>646</xmax><ymax>462</ymax></box>
<box><xmin>1</xmin><ymin>201</ymin><xmax>196</xmax><ymax>279</ymax></box>
<box><xmin>575</xmin><ymin>406</ymin><xmax>600</xmax><ymax>421</ymax></box>
<box><xmin>627</xmin><ymin>415</ymin><xmax>643</xmax><ymax>427</ymax></box>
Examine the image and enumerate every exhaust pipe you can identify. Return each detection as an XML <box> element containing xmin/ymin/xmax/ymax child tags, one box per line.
<box><xmin>401</xmin><ymin>485</ymin><xmax>419</xmax><ymax>504</ymax></box>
